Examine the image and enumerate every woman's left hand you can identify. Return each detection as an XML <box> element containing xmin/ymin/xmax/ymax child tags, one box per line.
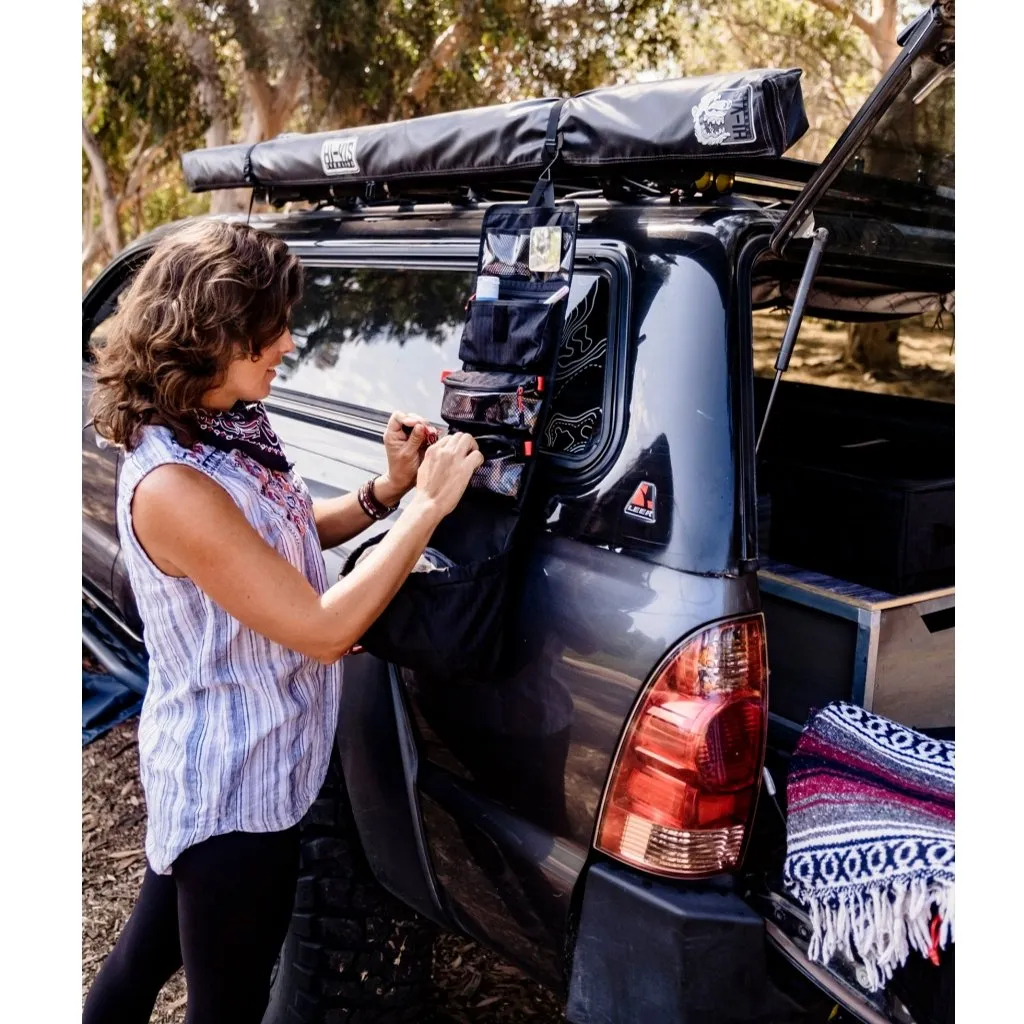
<box><xmin>377</xmin><ymin>410</ymin><xmax>437</xmax><ymax>503</ymax></box>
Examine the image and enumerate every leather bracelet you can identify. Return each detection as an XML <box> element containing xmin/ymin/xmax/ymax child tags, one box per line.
<box><xmin>357</xmin><ymin>477</ymin><xmax>399</xmax><ymax>520</ymax></box>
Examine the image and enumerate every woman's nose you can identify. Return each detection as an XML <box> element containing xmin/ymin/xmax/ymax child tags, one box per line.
<box><xmin>278</xmin><ymin>329</ymin><xmax>296</xmax><ymax>355</ymax></box>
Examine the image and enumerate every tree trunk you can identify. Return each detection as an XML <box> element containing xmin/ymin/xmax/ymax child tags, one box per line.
<box><xmin>81</xmin><ymin>120</ymin><xmax>123</xmax><ymax>256</ymax></box>
<box><xmin>808</xmin><ymin>0</ymin><xmax>901</xmax><ymax>73</ymax></box>
<box><xmin>243</xmin><ymin>65</ymin><xmax>304</xmax><ymax>143</ymax></box>
<box><xmin>871</xmin><ymin>0</ymin><xmax>901</xmax><ymax>72</ymax></box>
<box><xmin>845</xmin><ymin>321</ymin><xmax>901</xmax><ymax>373</ymax></box>
<box><xmin>809</xmin><ymin>1</ymin><xmax>907</xmax><ymax>372</ymax></box>
<box><xmin>173</xmin><ymin>4</ymin><xmax>241</xmax><ymax>213</ymax></box>
<box><xmin>82</xmin><ymin>231</ymin><xmax>106</xmax><ymax>291</ymax></box>
<box><xmin>400</xmin><ymin>10</ymin><xmax>478</xmax><ymax>117</ymax></box>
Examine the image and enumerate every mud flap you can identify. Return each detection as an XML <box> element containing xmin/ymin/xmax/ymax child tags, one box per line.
<box><xmin>566</xmin><ymin>862</ymin><xmax>808</xmax><ymax>1024</ymax></box>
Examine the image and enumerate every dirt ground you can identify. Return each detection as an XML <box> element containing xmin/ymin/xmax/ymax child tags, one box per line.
<box><xmin>82</xmin><ymin>718</ymin><xmax>567</xmax><ymax>1023</ymax></box>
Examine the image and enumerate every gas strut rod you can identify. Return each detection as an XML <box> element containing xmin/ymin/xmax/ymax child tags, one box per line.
<box><xmin>755</xmin><ymin>226</ymin><xmax>830</xmax><ymax>455</ymax></box>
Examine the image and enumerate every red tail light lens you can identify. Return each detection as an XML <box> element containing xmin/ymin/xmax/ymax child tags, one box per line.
<box><xmin>595</xmin><ymin>615</ymin><xmax>768</xmax><ymax>878</ymax></box>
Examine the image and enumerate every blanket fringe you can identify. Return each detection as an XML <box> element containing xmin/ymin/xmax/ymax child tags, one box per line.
<box><xmin>792</xmin><ymin>875</ymin><xmax>954</xmax><ymax>992</ymax></box>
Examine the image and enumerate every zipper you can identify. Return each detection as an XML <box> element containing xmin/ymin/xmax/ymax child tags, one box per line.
<box><xmin>441</xmin><ymin>369</ymin><xmax>543</xmax><ymax>395</ymax></box>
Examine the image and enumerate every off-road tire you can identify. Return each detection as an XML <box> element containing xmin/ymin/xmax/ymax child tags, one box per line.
<box><xmin>264</xmin><ymin>752</ymin><xmax>437</xmax><ymax>1023</ymax></box>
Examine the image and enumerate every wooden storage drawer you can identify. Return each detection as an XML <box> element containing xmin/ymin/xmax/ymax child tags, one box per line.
<box><xmin>759</xmin><ymin>560</ymin><xmax>954</xmax><ymax>733</ymax></box>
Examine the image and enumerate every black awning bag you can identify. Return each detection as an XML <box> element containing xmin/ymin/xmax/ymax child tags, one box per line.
<box><xmin>182</xmin><ymin>70</ymin><xmax>807</xmax><ymax>196</ymax></box>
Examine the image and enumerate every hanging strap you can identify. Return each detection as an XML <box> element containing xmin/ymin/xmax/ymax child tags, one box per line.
<box><xmin>528</xmin><ymin>98</ymin><xmax>566</xmax><ymax>208</ymax></box>
<box><xmin>243</xmin><ymin>143</ymin><xmax>259</xmax><ymax>225</ymax></box>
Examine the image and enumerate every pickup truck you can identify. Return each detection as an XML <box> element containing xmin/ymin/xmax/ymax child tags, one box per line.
<box><xmin>82</xmin><ymin>6</ymin><xmax>954</xmax><ymax>1022</ymax></box>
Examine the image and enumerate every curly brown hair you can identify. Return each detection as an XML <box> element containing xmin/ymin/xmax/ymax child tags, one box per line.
<box><xmin>90</xmin><ymin>220</ymin><xmax>303</xmax><ymax>449</ymax></box>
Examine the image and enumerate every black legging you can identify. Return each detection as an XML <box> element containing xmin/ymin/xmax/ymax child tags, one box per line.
<box><xmin>83</xmin><ymin>828</ymin><xmax>299</xmax><ymax>1024</ymax></box>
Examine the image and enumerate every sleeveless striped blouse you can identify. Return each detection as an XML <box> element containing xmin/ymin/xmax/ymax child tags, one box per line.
<box><xmin>117</xmin><ymin>423</ymin><xmax>343</xmax><ymax>875</ymax></box>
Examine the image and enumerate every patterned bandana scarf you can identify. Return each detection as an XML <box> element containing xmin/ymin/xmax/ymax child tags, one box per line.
<box><xmin>784</xmin><ymin>702</ymin><xmax>955</xmax><ymax>992</ymax></box>
<box><xmin>191</xmin><ymin>402</ymin><xmax>291</xmax><ymax>474</ymax></box>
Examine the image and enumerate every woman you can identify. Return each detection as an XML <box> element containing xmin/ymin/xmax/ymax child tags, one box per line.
<box><xmin>82</xmin><ymin>220</ymin><xmax>482</xmax><ymax>1024</ymax></box>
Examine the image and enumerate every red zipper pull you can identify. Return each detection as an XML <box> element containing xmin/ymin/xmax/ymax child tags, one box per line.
<box><xmin>517</xmin><ymin>385</ymin><xmax>524</xmax><ymax>412</ymax></box>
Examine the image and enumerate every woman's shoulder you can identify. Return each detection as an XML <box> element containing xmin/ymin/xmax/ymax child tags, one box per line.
<box><xmin>127</xmin><ymin>425</ymin><xmax>225</xmax><ymax>473</ymax></box>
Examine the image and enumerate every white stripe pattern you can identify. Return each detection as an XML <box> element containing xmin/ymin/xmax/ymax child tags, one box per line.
<box><xmin>117</xmin><ymin>426</ymin><xmax>342</xmax><ymax>875</ymax></box>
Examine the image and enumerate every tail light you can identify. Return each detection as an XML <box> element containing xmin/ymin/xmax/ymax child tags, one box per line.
<box><xmin>595</xmin><ymin>615</ymin><xmax>768</xmax><ymax>878</ymax></box>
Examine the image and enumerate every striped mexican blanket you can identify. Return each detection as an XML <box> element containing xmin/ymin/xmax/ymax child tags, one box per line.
<box><xmin>783</xmin><ymin>702</ymin><xmax>955</xmax><ymax>992</ymax></box>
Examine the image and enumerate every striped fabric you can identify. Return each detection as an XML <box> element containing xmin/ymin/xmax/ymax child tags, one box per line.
<box><xmin>116</xmin><ymin>424</ymin><xmax>342</xmax><ymax>875</ymax></box>
<box><xmin>784</xmin><ymin>702</ymin><xmax>954</xmax><ymax>992</ymax></box>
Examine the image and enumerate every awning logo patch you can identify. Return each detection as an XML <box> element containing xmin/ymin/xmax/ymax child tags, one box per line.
<box><xmin>692</xmin><ymin>87</ymin><xmax>755</xmax><ymax>147</ymax></box>
<box><xmin>321</xmin><ymin>137</ymin><xmax>359</xmax><ymax>176</ymax></box>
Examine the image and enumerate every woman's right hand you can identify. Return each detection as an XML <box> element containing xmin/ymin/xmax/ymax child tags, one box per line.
<box><xmin>413</xmin><ymin>431</ymin><xmax>484</xmax><ymax>517</ymax></box>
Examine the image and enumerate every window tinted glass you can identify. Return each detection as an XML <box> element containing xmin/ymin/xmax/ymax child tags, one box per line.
<box><xmin>753</xmin><ymin>309</ymin><xmax>954</xmax><ymax>403</ymax></box>
<box><xmin>279</xmin><ymin>266</ymin><xmax>612</xmax><ymax>456</ymax></box>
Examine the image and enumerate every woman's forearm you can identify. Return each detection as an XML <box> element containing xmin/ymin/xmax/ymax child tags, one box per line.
<box><xmin>313</xmin><ymin>474</ymin><xmax>406</xmax><ymax>549</ymax></box>
<box><xmin>311</xmin><ymin>495</ymin><xmax>440</xmax><ymax>661</ymax></box>
<box><xmin>131</xmin><ymin>434</ymin><xmax>481</xmax><ymax>666</ymax></box>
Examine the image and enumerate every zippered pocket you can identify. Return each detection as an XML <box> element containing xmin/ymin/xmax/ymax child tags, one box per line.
<box><xmin>440</xmin><ymin>370</ymin><xmax>545</xmax><ymax>435</ymax></box>
<box><xmin>463</xmin><ymin>433</ymin><xmax>531</xmax><ymax>500</ymax></box>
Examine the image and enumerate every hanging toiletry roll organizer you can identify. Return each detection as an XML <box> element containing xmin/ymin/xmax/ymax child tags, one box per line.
<box><xmin>343</xmin><ymin>164</ymin><xmax>579</xmax><ymax>679</ymax></box>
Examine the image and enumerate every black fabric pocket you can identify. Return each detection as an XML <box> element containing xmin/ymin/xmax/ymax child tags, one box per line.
<box><xmin>459</xmin><ymin>300</ymin><xmax>560</xmax><ymax>371</ymax></box>
<box><xmin>341</xmin><ymin>501</ymin><xmax>517</xmax><ymax>679</ymax></box>
<box><xmin>440</xmin><ymin>370</ymin><xmax>544</xmax><ymax>435</ymax></box>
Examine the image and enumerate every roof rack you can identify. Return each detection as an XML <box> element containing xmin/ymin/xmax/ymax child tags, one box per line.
<box><xmin>182</xmin><ymin>70</ymin><xmax>809</xmax><ymax>207</ymax></box>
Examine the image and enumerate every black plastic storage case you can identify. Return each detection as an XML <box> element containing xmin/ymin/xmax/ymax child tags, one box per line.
<box><xmin>765</xmin><ymin>439</ymin><xmax>954</xmax><ymax>596</ymax></box>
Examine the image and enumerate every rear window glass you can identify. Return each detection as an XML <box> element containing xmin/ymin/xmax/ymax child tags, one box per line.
<box><xmin>753</xmin><ymin>309</ymin><xmax>954</xmax><ymax>403</ymax></box>
<box><xmin>277</xmin><ymin>265</ymin><xmax>612</xmax><ymax>457</ymax></box>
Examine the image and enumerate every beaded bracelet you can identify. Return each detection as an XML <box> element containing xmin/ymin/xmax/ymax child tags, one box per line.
<box><xmin>357</xmin><ymin>477</ymin><xmax>399</xmax><ymax>520</ymax></box>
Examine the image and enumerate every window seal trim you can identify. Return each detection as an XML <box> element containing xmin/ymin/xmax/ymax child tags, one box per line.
<box><xmin>732</xmin><ymin>231</ymin><xmax>772</xmax><ymax>567</ymax></box>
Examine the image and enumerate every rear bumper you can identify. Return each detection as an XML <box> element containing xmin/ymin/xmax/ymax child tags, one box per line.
<box><xmin>566</xmin><ymin>862</ymin><xmax>820</xmax><ymax>1024</ymax></box>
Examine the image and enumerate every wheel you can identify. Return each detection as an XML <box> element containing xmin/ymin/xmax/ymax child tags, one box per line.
<box><xmin>264</xmin><ymin>751</ymin><xmax>436</xmax><ymax>1023</ymax></box>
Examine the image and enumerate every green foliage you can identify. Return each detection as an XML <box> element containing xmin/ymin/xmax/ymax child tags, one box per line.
<box><xmin>83</xmin><ymin>0</ymin><xmax>944</xmax><ymax>276</ymax></box>
<box><xmin>83</xmin><ymin>0</ymin><xmax>209</xmax><ymax>269</ymax></box>
<box><xmin>83</xmin><ymin>0</ymin><xmax>207</xmax><ymax>170</ymax></box>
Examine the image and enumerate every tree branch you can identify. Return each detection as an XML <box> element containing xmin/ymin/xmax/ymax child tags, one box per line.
<box><xmin>81</xmin><ymin>119</ymin><xmax>122</xmax><ymax>256</ymax></box>
<box><xmin>222</xmin><ymin>0</ymin><xmax>271</xmax><ymax>75</ymax></box>
<box><xmin>171</xmin><ymin>3</ymin><xmax>232</xmax><ymax>149</ymax></box>
<box><xmin>121</xmin><ymin>144</ymin><xmax>165</xmax><ymax>204</ymax></box>
<box><xmin>82</xmin><ymin>230</ymin><xmax>107</xmax><ymax>283</ymax></box>
<box><xmin>402</xmin><ymin>12</ymin><xmax>477</xmax><ymax>111</ymax></box>
<box><xmin>806</xmin><ymin>0</ymin><xmax>874</xmax><ymax>40</ymax></box>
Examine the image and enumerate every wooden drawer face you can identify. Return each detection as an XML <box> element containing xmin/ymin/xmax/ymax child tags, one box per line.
<box><xmin>759</xmin><ymin>566</ymin><xmax>954</xmax><ymax>732</ymax></box>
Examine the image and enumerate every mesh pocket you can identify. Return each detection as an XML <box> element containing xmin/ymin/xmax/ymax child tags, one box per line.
<box><xmin>478</xmin><ymin>204</ymin><xmax>578</xmax><ymax>285</ymax></box>
<box><xmin>471</xmin><ymin>452</ymin><xmax>524</xmax><ymax>499</ymax></box>
<box><xmin>441</xmin><ymin>370</ymin><xmax>543</xmax><ymax>435</ymax></box>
